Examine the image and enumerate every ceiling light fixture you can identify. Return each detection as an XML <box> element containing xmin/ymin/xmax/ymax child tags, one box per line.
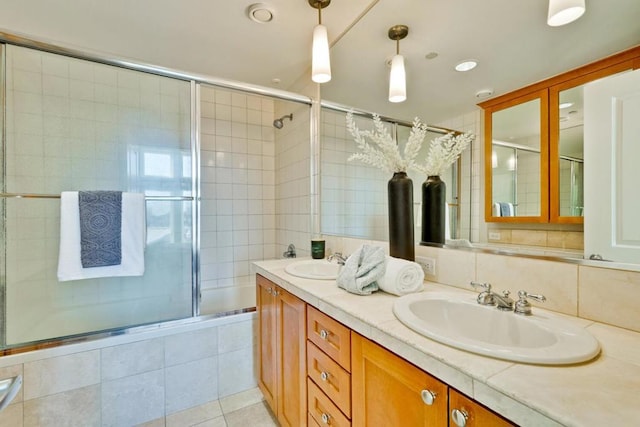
<box><xmin>388</xmin><ymin>25</ymin><xmax>409</xmax><ymax>103</ymax></box>
<box><xmin>309</xmin><ymin>0</ymin><xmax>331</xmax><ymax>83</ymax></box>
<box><xmin>455</xmin><ymin>59</ymin><xmax>478</xmax><ymax>72</ymax></box>
<box><xmin>559</xmin><ymin>102</ymin><xmax>574</xmax><ymax>108</ymax></box>
<box><xmin>547</xmin><ymin>0</ymin><xmax>586</xmax><ymax>27</ymax></box>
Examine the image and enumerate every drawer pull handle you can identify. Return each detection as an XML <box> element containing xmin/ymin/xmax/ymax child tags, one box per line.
<box><xmin>421</xmin><ymin>389</ymin><xmax>437</xmax><ymax>405</ymax></box>
<box><xmin>319</xmin><ymin>329</ymin><xmax>329</xmax><ymax>340</ymax></box>
<box><xmin>321</xmin><ymin>413</ymin><xmax>331</xmax><ymax>424</ymax></box>
<box><xmin>320</xmin><ymin>371</ymin><xmax>330</xmax><ymax>381</ymax></box>
<box><xmin>451</xmin><ymin>408</ymin><xmax>469</xmax><ymax>427</ymax></box>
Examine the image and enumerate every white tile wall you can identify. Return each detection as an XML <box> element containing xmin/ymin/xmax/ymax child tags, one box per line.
<box><xmin>200</xmin><ymin>85</ymin><xmax>292</xmax><ymax>312</ymax></box>
<box><xmin>0</xmin><ymin>313</ymin><xmax>257</xmax><ymax>426</ymax></box>
<box><xmin>275</xmin><ymin>103</ymin><xmax>312</xmax><ymax>257</ymax></box>
<box><xmin>320</xmin><ymin>110</ymin><xmax>394</xmax><ymax>241</ymax></box>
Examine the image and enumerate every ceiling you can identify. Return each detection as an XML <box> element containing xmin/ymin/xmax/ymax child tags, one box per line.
<box><xmin>0</xmin><ymin>0</ymin><xmax>638</xmax><ymax>125</ymax></box>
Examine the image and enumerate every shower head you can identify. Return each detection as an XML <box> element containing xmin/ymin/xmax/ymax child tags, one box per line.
<box><xmin>273</xmin><ymin>113</ymin><xmax>293</xmax><ymax>129</ymax></box>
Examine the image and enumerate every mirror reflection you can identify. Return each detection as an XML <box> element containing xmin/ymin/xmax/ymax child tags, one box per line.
<box><xmin>320</xmin><ymin>108</ymin><xmax>471</xmax><ymax>243</ymax></box>
<box><xmin>557</xmin><ymin>86</ymin><xmax>584</xmax><ymax>217</ymax></box>
<box><xmin>490</xmin><ymin>98</ymin><xmax>542</xmax><ymax>218</ymax></box>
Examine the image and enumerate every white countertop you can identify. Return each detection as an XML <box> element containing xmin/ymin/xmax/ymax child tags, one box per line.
<box><xmin>254</xmin><ymin>258</ymin><xmax>640</xmax><ymax>427</ymax></box>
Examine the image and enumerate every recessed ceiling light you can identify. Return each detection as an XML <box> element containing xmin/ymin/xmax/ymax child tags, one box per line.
<box><xmin>247</xmin><ymin>3</ymin><xmax>274</xmax><ymax>23</ymax></box>
<box><xmin>425</xmin><ymin>52</ymin><xmax>439</xmax><ymax>60</ymax></box>
<box><xmin>559</xmin><ymin>102</ymin><xmax>574</xmax><ymax>109</ymax></box>
<box><xmin>455</xmin><ymin>59</ymin><xmax>478</xmax><ymax>72</ymax></box>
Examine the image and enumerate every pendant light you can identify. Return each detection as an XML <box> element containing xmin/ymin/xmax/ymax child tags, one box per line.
<box><xmin>309</xmin><ymin>0</ymin><xmax>331</xmax><ymax>83</ymax></box>
<box><xmin>547</xmin><ymin>0</ymin><xmax>586</xmax><ymax>26</ymax></box>
<box><xmin>388</xmin><ymin>25</ymin><xmax>409</xmax><ymax>103</ymax></box>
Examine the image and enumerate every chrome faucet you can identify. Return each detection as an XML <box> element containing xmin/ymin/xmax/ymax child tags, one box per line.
<box><xmin>327</xmin><ymin>252</ymin><xmax>348</xmax><ymax>265</ymax></box>
<box><xmin>493</xmin><ymin>290</ymin><xmax>514</xmax><ymax>311</ymax></box>
<box><xmin>283</xmin><ymin>243</ymin><xmax>296</xmax><ymax>258</ymax></box>
<box><xmin>470</xmin><ymin>282</ymin><xmax>514</xmax><ymax>311</ymax></box>
<box><xmin>471</xmin><ymin>282</ymin><xmax>546</xmax><ymax>315</ymax></box>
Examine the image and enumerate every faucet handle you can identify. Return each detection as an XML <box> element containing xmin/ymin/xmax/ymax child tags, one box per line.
<box><xmin>470</xmin><ymin>282</ymin><xmax>495</xmax><ymax>306</ymax></box>
<box><xmin>514</xmin><ymin>290</ymin><xmax>546</xmax><ymax>315</ymax></box>
<box><xmin>470</xmin><ymin>281</ymin><xmax>491</xmax><ymax>292</ymax></box>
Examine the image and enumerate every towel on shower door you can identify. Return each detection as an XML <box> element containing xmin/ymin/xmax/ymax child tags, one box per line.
<box><xmin>57</xmin><ymin>191</ymin><xmax>146</xmax><ymax>281</ymax></box>
<box><xmin>79</xmin><ymin>191</ymin><xmax>122</xmax><ymax>268</ymax></box>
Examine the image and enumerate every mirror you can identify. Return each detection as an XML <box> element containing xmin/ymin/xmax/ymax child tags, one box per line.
<box><xmin>319</xmin><ymin>107</ymin><xmax>471</xmax><ymax>243</ymax></box>
<box><xmin>484</xmin><ymin>90</ymin><xmax>549</xmax><ymax>223</ymax></box>
<box><xmin>555</xmin><ymin>86</ymin><xmax>585</xmax><ymax>219</ymax></box>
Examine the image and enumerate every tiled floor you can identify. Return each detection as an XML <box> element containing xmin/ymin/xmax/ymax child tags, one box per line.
<box><xmin>138</xmin><ymin>388</ymin><xmax>278</xmax><ymax>427</ymax></box>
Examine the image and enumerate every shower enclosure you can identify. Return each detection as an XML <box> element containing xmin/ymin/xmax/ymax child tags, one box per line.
<box><xmin>0</xmin><ymin>37</ymin><xmax>311</xmax><ymax>351</ymax></box>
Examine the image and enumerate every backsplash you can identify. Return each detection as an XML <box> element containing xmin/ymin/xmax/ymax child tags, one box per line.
<box><xmin>487</xmin><ymin>228</ymin><xmax>584</xmax><ymax>250</ymax></box>
<box><xmin>324</xmin><ymin>235</ymin><xmax>640</xmax><ymax>333</ymax></box>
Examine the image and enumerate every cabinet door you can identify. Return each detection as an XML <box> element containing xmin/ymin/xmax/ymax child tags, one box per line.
<box><xmin>352</xmin><ymin>333</ymin><xmax>448</xmax><ymax>427</ymax></box>
<box><xmin>277</xmin><ymin>287</ymin><xmax>307</xmax><ymax>427</ymax></box>
<box><xmin>449</xmin><ymin>389</ymin><xmax>515</xmax><ymax>427</ymax></box>
<box><xmin>257</xmin><ymin>275</ymin><xmax>278</xmax><ymax>413</ymax></box>
<box><xmin>483</xmin><ymin>89</ymin><xmax>549</xmax><ymax>223</ymax></box>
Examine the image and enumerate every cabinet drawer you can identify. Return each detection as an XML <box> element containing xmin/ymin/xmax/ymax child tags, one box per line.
<box><xmin>308</xmin><ymin>379</ymin><xmax>351</xmax><ymax>427</ymax></box>
<box><xmin>307</xmin><ymin>341</ymin><xmax>351</xmax><ymax>417</ymax></box>
<box><xmin>307</xmin><ymin>306</ymin><xmax>351</xmax><ymax>371</ymax></box>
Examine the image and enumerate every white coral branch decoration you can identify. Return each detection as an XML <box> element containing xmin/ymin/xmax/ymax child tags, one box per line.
<box><xmin>413</xmin><ymin>132</ymin><xmax>475</xmax><ymax>177</ymax></box>
<box><xmin>346</xmin><ymin>111</ymin><xmax>427</xmax><ymax>174</ymax></box>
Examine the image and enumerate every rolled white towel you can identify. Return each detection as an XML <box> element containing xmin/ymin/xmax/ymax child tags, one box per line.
<box><xmin>377</xmin><ymin>256</ymin><xmax>425</xmax><ymax>296</ymax></box>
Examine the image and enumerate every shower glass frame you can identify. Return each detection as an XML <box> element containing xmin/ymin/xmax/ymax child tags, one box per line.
<box><xmin>0</xmin><ymin>31</ymin><xmax>313</xmax><ymax>353</ymax></box>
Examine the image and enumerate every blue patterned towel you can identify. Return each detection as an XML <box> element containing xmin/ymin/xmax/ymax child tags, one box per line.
<box><xmin>79</xmin><ymin>191</ymin><xmax>122</xmax><ymax>268</ymax></box>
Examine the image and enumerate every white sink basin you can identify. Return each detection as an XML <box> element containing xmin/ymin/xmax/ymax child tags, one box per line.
<box><xmin>393</xmin><ymin>291</ymin><xmax>600</xmax><ymax>365</ymax></box>
<box><xmin>284</xmin><ymin>259</ymin><xmax>341</xmax><ymax>280</ymax></box>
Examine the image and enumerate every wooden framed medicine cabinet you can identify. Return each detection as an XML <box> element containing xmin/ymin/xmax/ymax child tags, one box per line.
<box><xmin>479</xmin><ymin>45</ymin><xmax>640</xmax><ymax>224</ymax></box>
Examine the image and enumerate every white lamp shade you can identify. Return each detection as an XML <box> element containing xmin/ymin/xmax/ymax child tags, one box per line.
<box><xmin>312</xmin><ymin>24</ymin><xmax>331</xmax><ymax>83</ymax></box>
<box><xmin>388</xmin><ymin>54</ymin><xmax>406</xmax><ymax>103</ymax></box>
<box><xmin>547</xmin><ymin>0</ymin><xmax>585</xmax><ymax>26</ymax></box>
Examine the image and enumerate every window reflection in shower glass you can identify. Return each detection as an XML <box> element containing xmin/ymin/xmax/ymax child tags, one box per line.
<box><xmin>143</xmin><ymin>152</ymin><xmax>174</xmax><ymax>177</ymax></box>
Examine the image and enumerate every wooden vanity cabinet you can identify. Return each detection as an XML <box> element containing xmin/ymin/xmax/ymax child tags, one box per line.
<box><xmin>257</xmin><ymin>274</ymin><xmax>307</xmax><ymax>426</ymax></box>
<box><xmin>257</xmin><ymin>274</ymin><xmax>515</xmax><ymax>427</ymax></box>
<box><xmin>449</xmin><ymin>388</ymin><xmax>515</xmax><ymax>427</ymax></box>
<box><xmin>351</xmin><ymin>332</ymin><xmax>448</xmax><ymax>427</ymax></box>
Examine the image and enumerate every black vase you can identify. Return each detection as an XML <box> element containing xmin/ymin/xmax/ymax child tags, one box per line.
<box><xmin>421</xmin><ymin>175</ymin><xmax>446</xmax><ymax>245</ymax></box>
<box><xmin>388</xmin><ymin>172</ymin><xmax>415</xmax><ymax>261</ymax></box>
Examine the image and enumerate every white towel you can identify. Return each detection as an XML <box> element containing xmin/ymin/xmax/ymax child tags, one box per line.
<box><xmin>377</xmin><ymin>256</ymin><xmax>424</xmax><ymax>296</ymax></box>
<box><xmin>336</xmin><ymin>244</ymin><xmax>386</xmax><ymax>295</ymax></box>
<box><xmin>57</xmin><ymin>191</ymin><xmax>146</xmax><ymax>281</ymax></box>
